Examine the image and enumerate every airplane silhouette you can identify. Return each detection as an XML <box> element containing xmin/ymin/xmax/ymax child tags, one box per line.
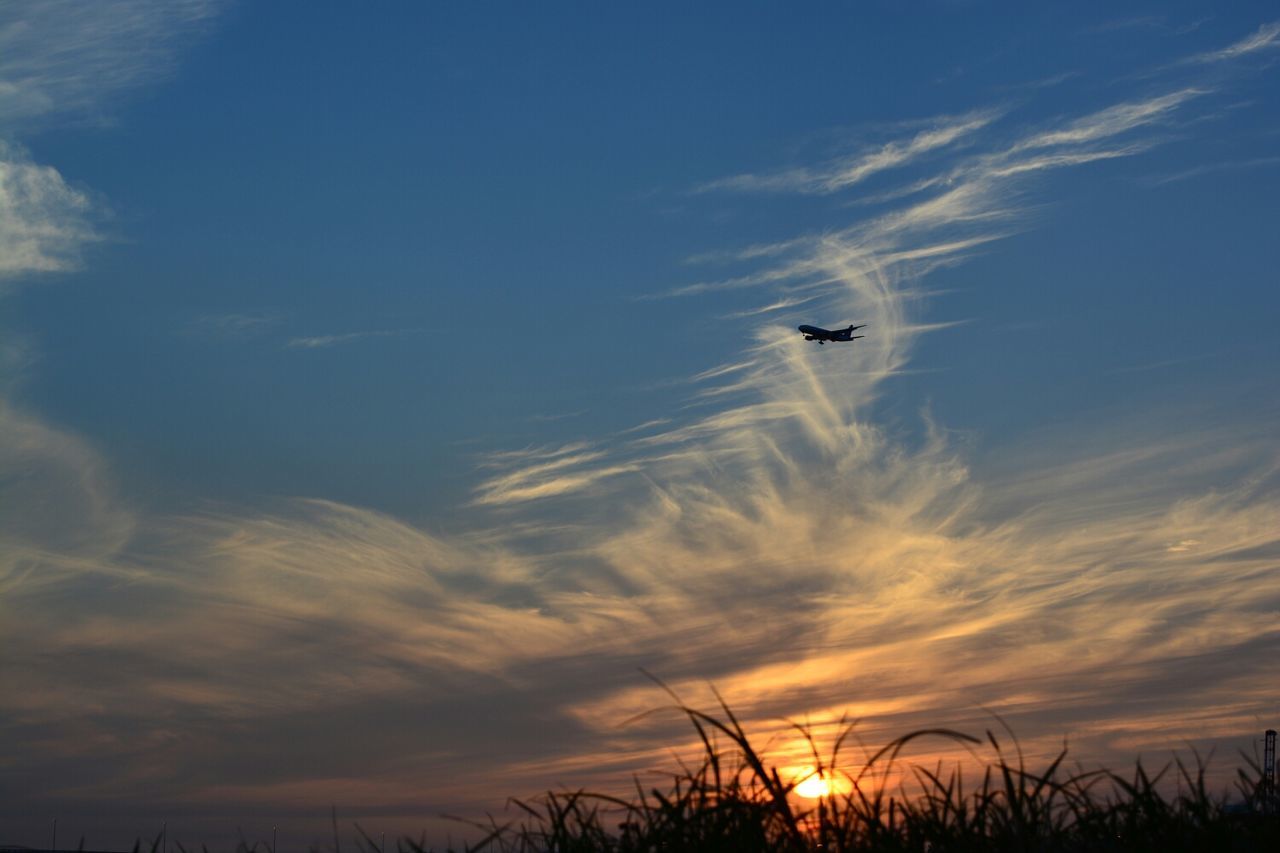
<box><xmin>798</xmin><ymin>324</ymin><xmax>866</xmax><ymax>344</ymax></box>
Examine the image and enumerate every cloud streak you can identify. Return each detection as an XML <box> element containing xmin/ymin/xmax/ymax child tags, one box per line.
<box><xmin>1185</xmin><ymin>20</ymin><xmax>1280</xmax><ymax>64</ymax></box>
<box><xmin>185</xmin><ymin>311</ymin><xmax>282</xmax><ymax>339</ymax></box>
<box><xmin>1142</xmin><ymin>154</ymin><xmax>1280</xmax><ymax>185</ymax></box>
<box><xmin>285</xmin><ymin>329</ymin><xmax>413</xmax><ymax>349</ymax></box>
<box><xmin>696</xmin><ymin>110</ymin><xmax>1001</xmax><ymax>195</ymax></box>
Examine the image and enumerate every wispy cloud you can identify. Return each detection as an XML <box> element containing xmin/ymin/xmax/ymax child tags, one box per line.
<box><xmin>0</xmin><ymin>400</ymin><xmax>135</xmax><ymax>597</ymax></box>
<box><xmin>0</xmin><ymin>2</ymin><xmax>226</xmax><ymax>286</ymax></box>
<box><xmin>0</xmin><ymin>0</ymin><xmax>223</xmax><ymax>126</ymax></box>
<box><xmin>617</xmin><ymin>417</ymin><xmax>672</xmax><ymax>435</ymax></box>
<box><xmin>472</xmin><ymin>443</ymin><xmax>642</xmax><ymax>506</ymax></box>
<box><xmin>1086</xmin><ymin>16</ymin><xmax>1210</xmax><ymax>37</ymax></box>
<box><xmin>185</xmin><ymin>311</ymin><xmax>282</xmax><ymax>339</ymax></box>
<box><xmin>697</xmin><ymin>110</ymin><xmax>1001</xmax><ymax>195</ymax></box>
<box><xmin>993</xmin><ymin>70</ymin><xmax>1083</xmax><ymax>93</ymax></box>
<box><xmin>4</xmin><ymin>385</ymin><xmax>1276</xmax><ymax>837</ymax></box>
<box><xmin>1185</xmin><ymin>20</ymin><xmax>1280</xmax><ymax>64</ymax></box>
<box><xmin>664</xmin><ymin>85</ymin><xmax>1211</xmax><ymax>306</ymax></box>
<box><xmin>285</xmin><ymin>329</ymin><xmax>412</xmax><ymax>349</ymax></box>
<box><xmin>1011</xmin><ymin>88</ymin><xmax>1205</xmax><ymax>151</ymax></box>
<box><xmin>188</xmin><ymin>316</ymin><xmax>418</xmax><ymax>349</ymax></box>
<box><xmin>721</xmin><ymin>292</ymin><xmax>819</xmax><ymax>318</ymax></box>
<box><xmin>1108</xmin><ymin>353</ymin><xmax>1216</xmax><ymax>374</ymax></box>
<box><xmin>1141</xmin><ymin>154</ymin><xmax>1280</xmax><ymax>185</ymax></box>
<box><xmin>0</xmin><ymin>141</ymin><xmax>98</xmax><ymax>281</ymax></box>
<box><xmin>529</xmin><ymin>410</ymin><xmax>586</xmax><ymax>423</ymax></box>
<box><xmin>722</xmin><ymin>294</ymin><xmax>821</xmax><ymax>319</ymax></box>
<box><xmin>1086</xmin><ymin>16</ymin><xmax>1168</xmax><ymax>34</ymax></box>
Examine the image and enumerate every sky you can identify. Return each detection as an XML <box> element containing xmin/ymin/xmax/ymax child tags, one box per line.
<box><xmin>2</xmin><ymin>1</ymin><xmax>1280</xmax><ymax>848</ymax></box>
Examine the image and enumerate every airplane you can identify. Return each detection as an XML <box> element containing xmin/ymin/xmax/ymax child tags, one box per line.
<box><xmin>798</xmin><ymin>323</ymin><xmax>866</xmax><ymax>344</ymax></box>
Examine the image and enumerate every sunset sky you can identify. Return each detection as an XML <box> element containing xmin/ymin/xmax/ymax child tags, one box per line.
<box><xmin>3</xmin><ymin>2</ymin><xmax>1280</xmax><ymax>848</ymax></box>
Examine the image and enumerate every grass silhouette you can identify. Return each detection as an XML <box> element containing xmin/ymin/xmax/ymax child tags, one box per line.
<box><xmin>404</xmin><ymin>685</ymin><xmax>1279</xmax><ymax>852</ymax></box>
<box><xmin>121</xmin><ymin>689</ymin><xmax>1278</xmax><ymax>853</ymax></box>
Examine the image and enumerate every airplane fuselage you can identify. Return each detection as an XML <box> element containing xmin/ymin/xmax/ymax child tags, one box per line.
<box><xmin>798</xmin><ymin>324</ymin><xmax>865</xmax><ymax>344</ymax></box>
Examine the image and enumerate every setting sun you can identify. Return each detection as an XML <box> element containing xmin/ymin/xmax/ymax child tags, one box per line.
<box><xmin>794</xmin><ymin>769</ymin><xmax>852</xmax><ymax>799</ymax></box>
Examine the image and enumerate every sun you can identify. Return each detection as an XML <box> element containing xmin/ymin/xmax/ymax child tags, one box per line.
<box><xmin>793</xmin><ymin>769</ymin><xmax>851</xmax><ymax>799</ymax></box>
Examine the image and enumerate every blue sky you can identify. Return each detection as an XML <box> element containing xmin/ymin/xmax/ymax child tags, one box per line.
<box><xmin>3</xmin><ymin>2</ymin><xmax>1279</xmax><ymax>848</ymax></box>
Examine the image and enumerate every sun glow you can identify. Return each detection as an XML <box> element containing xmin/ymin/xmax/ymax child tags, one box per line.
<box><xmin>793</xmin><ymin>769</ymin><xmax>852</xmax><ymax>799</ymax></box>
